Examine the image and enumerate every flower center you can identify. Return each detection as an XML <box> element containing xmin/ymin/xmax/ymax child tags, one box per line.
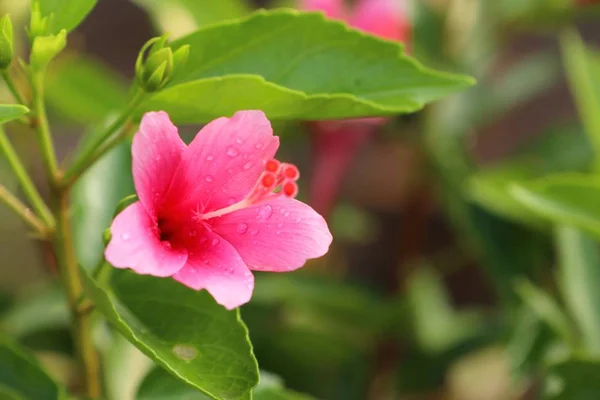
<box><xmin>198</xmin><ymin>158</ymin><xmax>300</xmax><ymax>220</ymax></box>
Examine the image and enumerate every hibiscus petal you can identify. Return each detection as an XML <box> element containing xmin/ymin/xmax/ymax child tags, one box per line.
<box><xmin>164</xmin><ymin>110</ymin><xmax>279</xmax><ymax>216</ymax></box>
<box><xmin>350</xmin><ymin>0</ymin><xmax>409</xmax><ymax>42</ymax></box>
<box><xmin>105</xmin><ymin>202</ymin><xmax>188</xmax><ymax>277</ymax></box>
<box><xmin>133</xmin><ymin>111</ymin><xmax>186</xmax><ymax>216</ymax></box>
<box><xmin>210</xmin><ymin>197</ymin><xmax>332</xmax><ymax>272</ymax></box>
<box><xmin>173</xmin><ymin>232</ymin><xmax>254</xmax><ymax>310</ymax></box>
<box><xmin>300</xmin><ymin>0</ymin><xmax>346</xmax><ymax>19</ymax></box>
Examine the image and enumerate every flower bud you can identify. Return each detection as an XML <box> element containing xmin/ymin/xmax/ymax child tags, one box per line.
<box><xmin>30</xmin><ymin>29</ymin><xmax>67</xmax><ymax>72</ymax></box>
<box><xmin>135</xmin><ymin>35</ymin><xmax>190</xmax><ymax>92</ymax></box>
<box><xmin>29</xmin><ymin>1</ymin><xmax>51</xmax><ymax>38</ymax></box>
<box><xmin>0</xmin><ymin>15</ymin><xmax>13</xmax><ymax>70</ymax></box>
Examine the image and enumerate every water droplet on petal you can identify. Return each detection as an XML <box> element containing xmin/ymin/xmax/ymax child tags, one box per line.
<box><xmin>226</xmin><ymin>267</ymin><xmax>234</xmax><ymax>274</ymax></box>
<box><xmin>237</xmin><ymin>223</ymin><xmax>248</xmax><ymax>234</ymax></box>
<box><xmin>243</xmin><ymin>162</ymin><xmax>252</xmax><ymax>170</ymax></box>
<box><xmin>277</xmin><ymin>223</ymin><xmax>283</xmax><ymax>228</ymax></box>
<box><xmin>284</xmin><ymin>212</ymin><xmax>290</xmax><ymax>217</ymax></box>
<box><xmin>163</xmin><ymin>241</ymin><xmax>172</xmax><ymax>249</ymax></box>
<box><xmin>249</xmin><ymin>229</ymin><xmax>258</xmax><ymax>236</ymax></box>
<box><xmin>227</xmin><ymin>197</ymin><xmax>236</xmax><ymax>205</ymax></box>
<box><xmin>235</xmin><ymin>137</ymin><xmax>244</xmax><ymax>144</ymax></box>
<box><xmin>226</xmin><ymin>147</ymin><xmax>239</xmax><ymax>157</ymax></box>
<box><xmin>121</xmin><ymin>233</ymin><xmax>130</xmax><ymax>241</ymax></box>
<box><xmin>211</xmin><ymin>238</ymin><xmax>220</xmax><ymax>246</ymax></box>
<box><xmin>255</xmin><ymin>142</ymin><xmax>263</xmax><ymax>149</ymax></box>
<box><xmin>243</xmin><ymin>271</ymin><xmax>251</xmax><ymax>277</ymax></box>
<box><xmin>295</xmin><ymin>217</ymin><xmax>302</xmax><ymax>223</ymax></box>
<box><xmin>204</xmin><ymin>175</ymin><xmax>214</xmax><ymax>183</ymax></box>
<box><xmin>206</xmin><ymin>155</ymin><xmax>214</xmax><ymax>161</ymax></box>
<box><xmin>155</xmin><ymin>155</ymin><xmax>161</xmax><ymax>161</ymax></box>
<box><xmin>227</xmin><ymin>168</ymin><xmax>234</xmax><ymax>174</ymax></box>
<box><xmin>258</xmin><ymin>205</ymin><xmax>272</xmax><ymax>219</ymax></box>
<box><xmin>276</xmin><ymin>230</ymin><xmax>281</xmax><ymax>235</ymax></box>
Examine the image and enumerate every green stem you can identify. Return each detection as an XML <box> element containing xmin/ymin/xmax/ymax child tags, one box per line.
<box><xmin>0</xmin><ymin>126</ymin><xmax>54</xmax><ymax>228</ymax></box>
<box><xmin>62</xmin><ymin>88</ymin><xmax>146</xmax><ymax>187</ymax></box>
<box><xmin>0</xmin><ymin>184</ymin><xmax>49</xmax><ymax>237</ymax></box>
<box><xmin>52</xmin><ymin>190</ymin><xmax>102</xmax><ymax>398</ymax></box>
<box><xmin>1</xmin><ymin>69</ymin><xmax>26</xmax><ymax>105</ymax></box>
<box><xmin>31</xmin><ymin>72</ymin><xmax>59</xmax><ymax>184</ymax></box>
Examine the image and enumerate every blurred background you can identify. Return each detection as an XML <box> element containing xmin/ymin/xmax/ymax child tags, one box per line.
<box><xmin>2</xmin><ymin>0</ymin><xmax>600</xmax><ymax>399</ymax></box>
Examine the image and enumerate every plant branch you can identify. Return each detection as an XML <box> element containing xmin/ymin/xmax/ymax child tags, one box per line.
<box><xmin>30</xmin><ymin>72</ymin><xmax>59</xmax><ymax>185</ymax></box>
<box><xmin>1</xmin><ymin>68</ymin><xmax>26</xmax><ymax>105</ymax></box>
<box><xmin>52</xmin><ymin>190</ymin><xmax>101</xmax><ymax>398</ymax></box>
<box><xmin>0</xmin><ymin>125</ymin><xmax>54</xmax><ymax>228</ymax></box>
<box><xmin>0</xmin><ymin>184</ymin><xmax>49</xmax><ymax>237</ymax></box>
<box><xmin>61</xmin><ymin>88</ymin><xmax>146</xmax><ymax>187</ymax></box>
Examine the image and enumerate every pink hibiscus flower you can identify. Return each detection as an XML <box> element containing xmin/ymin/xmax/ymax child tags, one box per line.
<box><xmin>105</xmin><ymin>111</ymin><xmax>332</xmax><ymax>309</ymax></box>
<box><xmin>301</xmin><ymin>0</ymin><xmax>411</xmax><ymax>217</ymax></box>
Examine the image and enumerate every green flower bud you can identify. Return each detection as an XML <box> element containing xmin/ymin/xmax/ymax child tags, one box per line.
<box><xmin>30</xmin><ymin>29</ymin><xmax>67</xmax><ymax>72</ymax></box>
<box><xmin>0</xmin><ymin>15</ymin><xmax>14</xmax><ymax>70</ymax></box>
<box><xmin>135</xmin><ymin>35</ymin><xmax>189</xmax><ymax>92</ymax></box>
<box><xmin>29</xmin><ymin>1</ymin><xmax>51</xmax><ymax>38</ymax></box>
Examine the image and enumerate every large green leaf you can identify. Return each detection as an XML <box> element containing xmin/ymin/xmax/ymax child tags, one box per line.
<box><xmin>544</xmin><ymin>357</ymin><xmax>600</xmax><ymax>399</ymax></box>
<box><xmin>511</xmin><ymin>174</ymin><xmax>600</xmax><ymax>238</ymax></box>
<box><xmin>0</xmin><ymin>105</ymin><xmax>29</xmax><ymax>124</ymax></box>
<box><xmin>132</xmin><ymin>0</ymin><xmax>251</xmax><ymax>37</ymax></box>
<box><xmin>140</xmin><ymin>9</ymin><xmax>474</xmax><ymax>123</ymax></box>
<box><xmin>0</xmin><ymin>337</ymin><xmax>65</xmax><ymax>399</ymax></box>
<box><xmin>38</xmin><ymin>0</ymin><xmax>97</xmax><ymax>33</ymax></box>
<box><xmin>556</xmin><ymin>226</ymin><xmax>600</xmax><ymax>355</ymax></box>
<box><xmin>82</xmin><ymin>269</ymin><xmax>259</xmax><ymax>400</ymax></box>
<box><xmin>46</xmin><ymin>56</ymin><xmax>128</xmax><ymax>124</ymax></box>
<box><xmin>137</xmin><ymin>368</ymin><xmax>313</xmax><ymax>400</ymax></box>
<box><xmin>468</xmin><ymin>127</ymin><xmax>592</xmax><ymax>228</ymax></box>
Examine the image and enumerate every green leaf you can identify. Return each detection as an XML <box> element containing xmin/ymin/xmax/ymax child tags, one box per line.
<box><xmin>132</xmin><ymin>0</ymin><xmax>251</xmax><ymax>37</ymax></box>
<box><xmin>71</xmin><ymin>139</ymin><xmax>133</xmax><ymax>270</ymax></box>
<box><xmin>46</xmin><ymin>56</ymin><xmax>128</xmax><ymax>124</ymax></box>
<box><xmin>137</xmin><ymin>368</ymin><xmax>314</xmax><ymax>400</ymax></box>
<box><xmin>556</xmin><ymin>226</ymin><xmax>600</xmax><ymax>354</ymax></box>
<box><xmin>544</xmin><ymin>357</ymin><xmax>600</xmax><ymax>399</ymax></box>
<box><xmin>0</xmin><ymin>104</ymin><xmax>29</xmax><ymax>124</ymax></box>
<box><xmin>0</xmin><ymin>285</ymin><xmax>68</xmax><ymax>337</ymax></box>
<box><xmin>511</xmin><ymin>174</ymin><xmax>600</xmax><ymax>239</ymax></box>
<box><xmin>0</xmin><ymin>384</ymin><xmax>26</xmax><ymax>400</ymax></box>
<box><xmin>82</xmin><ymin>268</ymin><xmax>259</xmax><ymax>400</ymax></box>
<box><xmin>141</xmin><ymin>10</ymin><xmax>474</xmax><ymax>123</ymax></box>
<box><xmin>514</xmin><ymin>279</ymin><xmax>576</xmax><ymax>346</ymax></box>
<box><xmin>37</xmin><ymin>0</ymin><xmax>98</xmax><ymax>33</ymax></box>
<box><xmin>560</xmin><ymin>29</ymin><xmax>600</xmax><ymax>165</ymax></box>
<box><xmin>468</xmin><ymin>127</ymin><xmax>592</xmax><ymax>227</ymax></box>
<box><xmin>0</xmin><ymin>336</ymin><xmax>64</xmax><ymax>399</ymax></box>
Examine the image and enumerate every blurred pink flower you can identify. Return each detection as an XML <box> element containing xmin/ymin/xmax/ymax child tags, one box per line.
<box><xmin>105</xmin><ymin>111</ymin><xmax>332</xmax><ymax>309</ymax></box>
<box><xmin>301</xmin><ymin>0</ymin><xmax>411</xmax><ymax>217</ymax></box>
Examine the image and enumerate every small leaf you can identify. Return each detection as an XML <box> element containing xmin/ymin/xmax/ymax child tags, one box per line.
<box><xmin>544</xmin><ymin>357</ymin><xmax>600</xmax><ymax>399</ymax></box>
<box><xmin>0</xmin><ymin>104</ymin><xmax>29</xmax><ymax>124</ymax></box>
<box><xmin>82</xmin><ymin>268</ymin><xmax>259</xmax><ymax>400</ymax></box>
<box><xmin>30</xmin><ymin>29</ymin><xmax>67</xmax><ymax>71</ymax></box>
<box><xmin>514</xmin><ymin>279</ymin><xmax>577</xmax><ymax>346</ymax></box>
<box><xmin>0</xmin><ymin>336</ymin><xmax>65</xmax><ymax>399</ymax></box>
<box><xmin>37</xmin><ymin>0</ymin><xmax>98</xmax><ymax>33</ymax></box>
<box><xmin>560</xmin><ymin>29</ymin><xmax>600</xmax><ymax>163</ymax></box>
<box><xmin>511</xmin><ymin>174</ymin><xmax>600</xmax><ymax>239</ymax></box>
<box><xmin>140</xmin><ymin>10</ymin><xmax>474</xmax><ymax>123</ymax></box>
<box><xmin>46</xmin><ymin>56</ymin><xmax>128</xmax><ymax>124</ymax></box>
<box><xmin>556</xmin><ymin>226</ymin><xmax>600</xmax><ymax>355</ymax></box>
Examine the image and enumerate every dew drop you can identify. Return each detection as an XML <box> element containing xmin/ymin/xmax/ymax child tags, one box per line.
<box><xmin>258</xmin><ymin>205</ymin><xmax>272</xmax><ymax>219</ymax></box>
<box><xmin>243</xmin><ymin>271</ymin><xmax>251</xmax><ymax>277</ymax></box>
<box><xmin>226</xmin><ymin>147</ymin><xmax>239</xmax><ymax>157</ymax></box>
<box><xmin>255</xmin><ymin>142</ymin><xmax>263</xmax><ymax>149</ymax></box>
<box><xmin>204</xmin><ymin>175</ymin><xmax>214</xmax><ymax>183</ymax></box>
<box><xmin>172</xmin><ymin>344</ymin><xmax>198</xmax><ymax>361</ymax></box>
<box><xmin>276</xmin><ymin>230</ymin><xmax>281</xmax><ymax>236</ymax></box>
<box><xmin>120</xmin><ymin>233</ymin><xmax>130</xmax><ymax>241</ymax></box>
<box><xmin>226</xmin><ymin>267</ymin><xmax>234</xmax><ymax>274</ymax></box>
<box><xmin>206</xmin><ymin>154</ymin><xmax>214</xmax><ymax>161</ymax></box>
<box><xmin>211</xmin><ymin>238</ymin><xmax>220</xmax><ymax>246</ymax></box>
<box><xmin>236</xmin><ymin>223</ymin><xmax>248</xmax><ymax>234</ymax></box>
<box><xmin>227</xmin><ymin>197</ymin><xmax>236</xmax><ymax>205</ymax></box>
<box><xmin>163</xmin><ymin>241</ymin><xmax>172</xmax><ymax>249</ymax></box>
<box><xmin>235</xmin><ymin>137</ymin><xmax>244</xmax><ymax>144</ymax></box>
<box><xmin>249</xmin><ymin>229</ymin><xmax>258</xmax><ymax>236</ymax></box>
<box><xmin>284</xmin><ymin>212</ymin><xmax>290</xmax><ymax>217</ymax></box>
<box><xmin>155</xmin><ymin>155</ymin><xmax>161</xmax><ymax>161</ymax></box>
<box><xmin>277</xmin><ymin>223</ymin><xmax>283</xmax><ymax>228</ymax></box>
<box><xmin>243</xmin><ymin>162</ymin><xmax>252</xmax><ymax>170</ymax></box>
<box><xmin>227</xmin><ymin>168</ymin><xmax>234</xmax><ymax>174</ymax></box>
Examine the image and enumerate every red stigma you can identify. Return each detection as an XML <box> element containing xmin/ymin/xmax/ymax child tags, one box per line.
<box><xmin>265</xmin><ymin>159</ymin><xmax>280</xmax><ymax>173</ymax></box>
<box><xmin>261</xmin><ymin>173</ymin><xmax>276</xmax><ymax>188</ymax></box>
<box><xmin>283</xmin><ymin>181</ymin><xmax>298</xmax><ymax>198</ymax></box>
<box><xmin>282</xmin><ymin>164</ymin><xmax>299</xmax><ymax>181</ymax></box>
